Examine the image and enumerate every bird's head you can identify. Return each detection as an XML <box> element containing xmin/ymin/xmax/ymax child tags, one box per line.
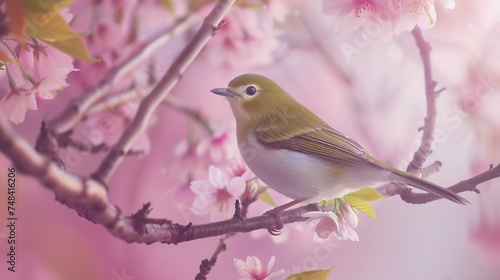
<box><xmin>211</xmin><ymin>73</ymin><xmax>296</xmax><ymax>124</ymax></box>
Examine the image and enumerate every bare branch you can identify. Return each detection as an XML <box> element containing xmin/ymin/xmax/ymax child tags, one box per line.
<box><xmin>407</xmin><ymin>27</ymin><xmax>438</xmax><ymax>177</ymax></box>
<box><xmin>163</xmin><ymin>97</ymin><xmax>214</xmax><ymax>135</ymax></box>
<box><xmin>420</xmin><ymin>161</ymin><xmax>442</xmax><ymax>178</ymax></box>
<box><xmin>384</xmin><ymin>164</ymin><xmax>500</xmax><ymax>204</ymax></box>
<box><xmin>92</xmin><ymin>0</ymin><xmax>236</xmax><ymax>183</ymax></box>
<box><xmin>84</xmin><ymin>86</ymin><xmax>150</xmax><ymax>118</ymax></box>
<box><xmin>47</xmin><ymin>14</ymin><xmax>197</xmax><ymax>135</ymax></box>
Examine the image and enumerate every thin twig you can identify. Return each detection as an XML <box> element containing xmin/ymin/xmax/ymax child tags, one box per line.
<box><xmin>46</xmin><ymin>14</ymin><xmax>197</xmax><ymax>135</ymax></box>
<box><xmin>406</xmin><ymin>27</ymin><xmax>438</xmax><ymax>176</ymax></box>
<box><xmin>84</xmin><ymin>86</ymin><xmax>150</xmax><ymax>118</ymax></box>
<box><xmin>385</xmin><ymin>164</ymin><xmax>499</xmax><ymax>204</ymax></box>
<box><xmin>92</xmin><ymin>0</ymin><xmax>236</xmax><ymax>183</ymax></box>
<box><xmin>194</xmin><ymin>195</ymin><xmax>257</xmax><ymax>278</ymax></box>
<box><xmin>163</xmin><ymin>97</ymin><xmax>214</xmax><ymax>135</ymax></box>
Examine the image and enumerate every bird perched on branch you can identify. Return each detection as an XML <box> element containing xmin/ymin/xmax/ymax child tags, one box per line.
<box><xmin>211</xmin><ymin>74</ymin><xmax>468</xmax><ymax>233</ymax></box>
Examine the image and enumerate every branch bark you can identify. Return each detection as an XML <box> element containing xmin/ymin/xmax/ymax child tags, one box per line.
<box><xmin>1</xmin><ymin>111</ymin><xmax>499</xmax><ymax>244</ymax></box>
<box><xmin>406</xmin><ymin>27</ymin><xmax>439</xmax><ymax>176</ymax></box>
<box><xmin>92</xmin><ymin>0</ymin><xmax>235</xmax><ymax>183</ymax></box>
<box><xmin>47</xmin><ymin>14</ymin><xmax>197</xmax><ymax>135</ymax></box>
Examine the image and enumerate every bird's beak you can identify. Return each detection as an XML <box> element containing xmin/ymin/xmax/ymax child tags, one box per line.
<box><xmin>210</xmin><ymin>88</ymin><xmax>240</xmax><ymax>98</ymax></box>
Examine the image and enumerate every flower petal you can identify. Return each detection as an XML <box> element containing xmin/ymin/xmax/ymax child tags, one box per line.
<box><xmin>227</xmin><ymin>176</ymin><xmax>246</xmax><ymax>197</ymax></box>
<box><xmin>191</xmin><ymin>197</ymin><xmax>214</xmax><ymax>216</ymax></box>
<box><xmin>234</xmin><ymin>258</ymin><xmax>251</xmax><ymax>277</ymax></box>
<box><xmin>340</xmin><ymin>202</ymin><xmax>358</xmax><ymax>228</ymax></box>
<box><xmin>208</xmin><ymin>165</ymin><xmax>227</xmax><ymax>189</ymax></box>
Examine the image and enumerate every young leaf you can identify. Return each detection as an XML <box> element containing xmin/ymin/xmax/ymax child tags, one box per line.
<box><xmin>23</xmin><ymin>0</ymin><xmax>74</xmax><ymax>13</ymax></box>
<box><xmin>285</xmin><ymin>267</ymin><xmax>335</xmax><ymax>280</ymax></box>
<box><xmin>25</xmin><ymin>11</ymin><xmax>79</xmax><ymax>42</ymax></box>
<box><xmin>159</xmin><ymin>0</ymin><xmax>175</xmax><ymax>13</ymax></box>
<box><xmin>46</xmin><ymin>36</ymin><xmax>97</xmax><ymax>61</ymax></box>
<box><xmin>24</xmin><ymin>8</ymin><xmax>96</xmax><ymax>61</ymax></box>
<box><xmin>347</xmin><ymin>187</ymin><xmax>386</xmax><ymax>202</ymax></box>
<box><xmin>258</xmin><ymin>191</ymin><xmax>277</xmax><ymax>207</ymax></box>
<box><xmin>343</xmin><ymin>196</ymin><xmax>378</xmax><ymax>220</ymax></box>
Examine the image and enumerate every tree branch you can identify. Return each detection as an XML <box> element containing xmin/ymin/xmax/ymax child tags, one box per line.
<box><xmin>383</xmin><ymin>164</ymin><xmax>500</xmax><ymax>204</ymax></box>
<box><xmin>91</xmin><ymin>0</ymin><xmax>235</xmax><ymax>183</ymax></box>
<box><xmin>46</xmin><ymin>13</ymin><xmax>197</xmax><ymax>135</ymax></box>
<box><xmin>1</xmin><ymin>111</ymin><xmax>498</xmax><ymax>244</ymax></box>
<box><xmin>406</xmin><ymin>27</ymin><xmax>439</xmax><ymax>177</ymax></box>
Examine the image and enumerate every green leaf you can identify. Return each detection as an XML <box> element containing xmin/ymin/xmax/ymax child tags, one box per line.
<box><xmin>23</xmin><ymin>3</ymin><xmax>97</xmax><ymax>61</ymax></box>
<box><xmin>23</xmin><ymin>0</ymin><xmax>74</xmax><ymax>12</ymax></box>
<box><xmin>159</xmin><ymin>0</ymin><xmax>174</xmax><ymax>13</ymax></box>
<box><xmin>234</xmin><ymin>0</ymin><xmax>265</xmax><ymax>8</ymax></box>
<box><xmin>44</xmin><ymin>35</ymin><xmax>97</xmax><ymax>61</ymax></box>
<box><xmin>26</xmin><ymin>11</ymin><xmax>79</xmax><ymax>42</ymax></box>
<box><xmin>285</xmin><ymin>267</ymin><xmax>335</xmax><ymax>280</ymax></box>
<box><xmin>347</xmin><ymin>187</ymin><xmax>386</xmax><ymax>202</ymax></box>
<box><xmin>343</xmin><ymin>196</ymin><xmax>378</xmax><ymax>220</ymax></box>
<box><xmin>258</xmin><ymin>191</ymin><xmax>276</xmax><ymax>207</ymax></box>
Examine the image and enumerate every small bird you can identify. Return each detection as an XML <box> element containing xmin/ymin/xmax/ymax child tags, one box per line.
<box><xmin>211</xmin><ymin>74</ymin><xmax>468</xmax><ymax>230</ymax></box>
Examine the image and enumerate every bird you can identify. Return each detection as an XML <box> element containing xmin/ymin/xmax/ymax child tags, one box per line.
<box><xmin>211</xmin><ymin>73</ymin><xmax>468</xmax><ymax>232</ymax></box>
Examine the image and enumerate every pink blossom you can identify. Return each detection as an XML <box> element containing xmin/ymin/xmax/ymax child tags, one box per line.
<box><xmin>84</xmin><ymin>101</ymin><xmax>152</xmax><ymax>153</ymax></box>
<box><xmin>322</xmin><ymin>0</ymin><xmax>437</xmax><ymax>38</ymax></box>
<box><xmin>196</xmin><ymin>123</ymin><xmax>237</xmax><ymax>163</ymax></box>
<box><xmin>234</xmin><ymin>256</ymin><xmax>285</xmax><ymax>280</ymax></box>
<box><xmin>303</xmin><ymin>208</ymin><xmax>359</xmax><ymax>242</ymax></box>
<box><xmin>393</xmin><ymin>0</ymin><xmax>437</xmax><ymax>35</ymax></box>
<box><xmin>225</xmin><ymin>153</ymin><xmax>255</xmax><ymax>183</ymax></box>
<box><xmin>190</xmin><ymin>165</ymin><xmax>246</xmax><ymax>221</ymax></box>
<box><xmin>0</xmin><ymin>92</ymin><xmax>37</xmax><ymax>124</ymax></box>
<box><xmin>168</xmin><ymin>139</ymin><xmax>207</xmax><ymax>183</ymax></box>
<box><xmin>0</xmin><ymin>44</ymin><xmax>76</xmax><ymax>124</ymax></box>
<box><xmin>340</xmin><ymin>201</ymin><xmax>358</xmax><ymax>228</ymax></box>
<box><xmin>201</xmin><ymin>2</ymin><xmax>289</xmax><ymax>69</ymax></box>
<box><xmin>323</xmin><ymin>0</ymin><xmax>396</xmax><ymax>38</ymax></box>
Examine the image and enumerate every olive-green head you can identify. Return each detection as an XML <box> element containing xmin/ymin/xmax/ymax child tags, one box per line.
<box><xmin>210</xmin><ymin>74</ymin><xmax>299</xmax><ymax>124</ymax></box>
<box><xmin>211</xmin><ymin>74</ymin><xmax>325</xmax><ymax>141</ymax></box>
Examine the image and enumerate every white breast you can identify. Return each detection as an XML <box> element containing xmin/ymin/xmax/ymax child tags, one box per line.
<box><xmin>239</xmin><ymin>134</ymin><xmax>387</xmax><ymax>203</ymax></box>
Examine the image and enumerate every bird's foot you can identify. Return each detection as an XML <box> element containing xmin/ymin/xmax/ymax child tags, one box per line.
<box><xmin>264</xmin><ymin>209</ymin><xmax>283</xmax><ymax>236</ymax></box>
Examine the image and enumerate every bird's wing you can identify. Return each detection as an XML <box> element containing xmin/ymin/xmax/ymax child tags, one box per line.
<box><xmin>256</xmin><ymin>124</ymin><xmax>384</xmax><ymax>170</ymax></box>
<box><xmin>255</xmin><ymin>124</ymin><xmax>469</xmax><ymax>204</ymax></box>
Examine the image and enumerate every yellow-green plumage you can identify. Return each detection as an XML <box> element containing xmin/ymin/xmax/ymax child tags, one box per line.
<box><xmin>212</xmin><ymin>74</ymin><xmax>468</xmax><ymax>205</ymax></box>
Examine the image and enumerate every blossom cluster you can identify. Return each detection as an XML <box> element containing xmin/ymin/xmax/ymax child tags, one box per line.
<box><xmin>234</xmin><ymin>255</ymin><xmax>284</xmax><ymax>280</ymax></box>
<box><xmin>303</xmin><ymin>199</ymin><xmax>359</xmax><ymax>242</ymax></box>
<box><xmin>322</xmin><ymin>0</ymin><xmax>454</xmax><ymax>38</ymax></box>
<box><xmin>0</xmin><ymin>38</ymin><xmax>76</xmax><ymax>124</ymax></box>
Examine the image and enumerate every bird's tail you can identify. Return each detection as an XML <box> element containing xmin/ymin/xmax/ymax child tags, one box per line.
<box><xmin>388</xmin><ymin>169</ymin><xmax>469</xmax><ymax>205</ymax></box>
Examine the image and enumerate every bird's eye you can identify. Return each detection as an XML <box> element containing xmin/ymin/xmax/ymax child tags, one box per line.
<box><xmin>245</xmin><ymin>86</ymin><xmax>257</xmax><ymax>96</ymax></box>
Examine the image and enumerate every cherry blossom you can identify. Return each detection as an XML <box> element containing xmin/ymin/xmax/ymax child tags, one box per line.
<box><xmin>303</xmin><ymin>201</ymin><xmax>359</xmax><ymax>242</ymax></box>
<box><xmin>196</xmin><ymin>123</ymin><xmax>238</xmax><ymax>163</ymax></box>
<box><xmin>190</xmin><ymin>165</ymin><xmax>246</xmax><ymax>221</ymax></box>
<box><xmin>392</xmin><ymin>0</ymin><xmax>437</xmax><ymax>35</ymax></box>
<box><xmin>323</xmin><ymin>0</ymin><xmax>396</xmax><ymax>38</ymax></box>
<box><xmin>322</xmin><ymin>0</ymin><xmax>438</xmax><ymax>38</ymax></box>
<box><xmin>0</xmin><ymin>44</ymin><xmax>76</xmax><ymax>124</ymax></box>
<box><xmin>201</xmin><ymin>1</ymin><xmax>289</xmax><ymax>69</ymax></box>
<box><xmin>234</xmin><ymin>256</ymin><xmax>285</xmax><ymax>280</ymax></box>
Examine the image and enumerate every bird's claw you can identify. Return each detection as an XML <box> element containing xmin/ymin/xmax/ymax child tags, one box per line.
<box><xmin>264</xmin><ymin>209</ymin><xmax>283</xmax><ymax>236</ymax></box>
<box><xmin>268</xmin><ymin>225</ymin><xmax>282</xmax><ymax>236</ymax></box>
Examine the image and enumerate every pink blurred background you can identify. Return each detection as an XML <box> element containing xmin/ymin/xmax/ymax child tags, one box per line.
<box><xmin>1</xmin><ymin>0</ymin><xmax>500</xmax><ymax>279</ymax></box>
